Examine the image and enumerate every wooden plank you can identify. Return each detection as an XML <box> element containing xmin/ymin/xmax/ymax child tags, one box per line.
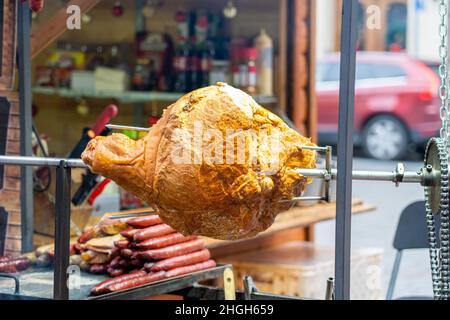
<box><xmin>278</xmin><ymin>0</ymin><xmax>288</xmax><ymax>113</ymax></box>
<box><xmin>307</xmin><ymin>0</ymin><xmax>318</xmax><ymax>143</ymax></box>
<box><xmin>7</xmin><ymin>114</ymin><xmax>19</xmax><ymax>129</ymax></box>
<box><xmin>6</xmin><ymin>139</ymin><xmax>19</xmax><ymax>154</ymax></box>
<box><xmin>3</xmin><ymin>176</ymin><xmax>20</xmax><ymax>190</ymax></box>
<box><xmin>6</xmin><ymin>210</ymin><xmax>21</xmax><ymax>225</ymax></box>
<box><xmin>5</xmin><ymin>165</ymin><xmax>20</xmax><ymax>177</ymax></box>
<box><xmin>30</xmin><ymin>0</ymin><xmax>102</xmax><ymax>59</ymax></box>
<box><xmin>291</xmin><ymin>0</ymin><xmax>309</xmax><ymax>135</ymax></box>
<box><xmin>208</xmin><ymin>227</ymin><xmax>308</xmax><ymax>258</ymax></box>
<box><xmin>0</xmin><ymin>189</ymin><xmax>20</xmax><ymax>208</ymax></box>
<box><xmin>5</xmin><ymin>238</ymin><xmax>21</xmax><ymax>252</ymax></box>
<box><xmin>204</xmin><ymin>199</ymin><xmax>376</xmax><ymax>257</ymax></box>
<box><xmin>6</xmin><ymin>128</ymin><xmax>19</xmax><ymax>141</ymax></box>
<box><xmin>6</xmin><ymin>225</ymin><xmax>21</xmax><ymax>239</ymax></box>
<box><xmin>0</xmin><ymin>0</ymin><xmax>17</xmax><ymax>91</ymax></box>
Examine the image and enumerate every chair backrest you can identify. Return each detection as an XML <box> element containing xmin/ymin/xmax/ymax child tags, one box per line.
<box><xmin>393</xmin><ymin>201</ymin><xmax>439</xmax><ymax>250</ymax></box>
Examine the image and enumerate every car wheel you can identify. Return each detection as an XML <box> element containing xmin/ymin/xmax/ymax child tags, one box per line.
<box><xmin>362</xmin><ymin>115</ymin><xmax>409</xmax><ymax>160</ymax></box>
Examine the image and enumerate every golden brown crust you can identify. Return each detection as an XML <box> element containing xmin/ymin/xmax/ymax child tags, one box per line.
<box><xmin>82</xmin><ymin>83</ymin><xmax>316</xmax><ymax>240</ymax></box>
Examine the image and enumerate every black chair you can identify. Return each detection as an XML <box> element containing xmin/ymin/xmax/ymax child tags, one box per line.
<box><xmin>386</xmin><ymin>201</ymin><xmax>436</xmax><ymax>300</ymax></box>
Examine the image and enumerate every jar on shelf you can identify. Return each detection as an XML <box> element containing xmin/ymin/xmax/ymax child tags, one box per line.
<box><xmin>242</xmin><ymin>48</ymin><xmax>258</xmax><ymax>94</ymax></box>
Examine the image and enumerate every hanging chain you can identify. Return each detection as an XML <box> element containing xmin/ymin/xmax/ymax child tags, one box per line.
<box><xmin>424</xmin><ymin>0</ymin><xmax>450</xmax><ymax>300</ymax></box>
<box><xmin>440</xmin><ymin>0</ymin><xmax>450</xmax><ymax>300</ymax></box>
<box><xmin>439</xmin><ymin>0</ymin><xmax>449</xmax><ymax>147</ymax></box>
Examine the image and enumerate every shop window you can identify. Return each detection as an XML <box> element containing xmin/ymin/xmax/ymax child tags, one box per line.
<box><xmin>385</xmin><ymin>3</ymin><xmax>407</xmax><ymax>52</ymax></box>
<box><xmin>0</xmin><ymin>97</ymin><xmax>9</xmax><ymax>190</ymax></box>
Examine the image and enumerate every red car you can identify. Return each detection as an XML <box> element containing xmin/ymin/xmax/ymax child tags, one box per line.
<box><xmin>316</xmin><ymin>52</ymin><xmax>440</xmax><ymax>160</ymax></box>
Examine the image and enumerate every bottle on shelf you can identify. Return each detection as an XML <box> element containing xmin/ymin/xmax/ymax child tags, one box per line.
<box><xmin>173</xmin><ymin>36</ymin><xmax>190</xmax><ymax>93</ymax></box>
<box><xmin>195</xmin><ymin>12</ymin><xmax>214</xmax><ymax>87</ymax></box>
<box><xmin>254</xmin><ymin>28</ymin><xmax>273</xmax><ymax>96</ymax></box>
<box><xmin>243</xmin><ymin>48</ymin><xmax>258</xmax><ymax>94</ymax></box>
<box><xmin>173</xmin><ymin>11</ymin><xmax>190</xmax><ymax>92</ymax></box>
<box><xmin>188</xmin><ymin>36</ymin><xmax>199</xmax><ymax>91</ymax></box>
<box><xmin>132</xmin><ymin>58</ymin><xmax>151</xmax><ymax>91</ymax></box>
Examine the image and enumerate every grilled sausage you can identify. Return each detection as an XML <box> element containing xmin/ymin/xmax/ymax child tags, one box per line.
<box><xmin>135</xmin><ymin>233</ymin><xmax>197</xmax><ymax>250</ymax></box>
<box><xmin>127</xmin><ymin>215</ymin><xmax>162</xmax><ymax>228</ymax></box>
<box><xmin>90</xmin><ymin>270</ymin><xmax>147</xmax><ymax>296</ymax></box>
<box><xmin>0</xmin><ymin>256</ymin><xmax>12</xmax><ymax>263</ymax></box>
<box><xmin>90</xmin><ymin>264</ymin><xmax>108</xmax><ymax>274</ymax></box>
<box><xmin>118</xmin><ymin>258</ymin><xmax>132</xmax><ymax>268</ymax></box>
<box><xmin>108</xmin><ymin>256</ymin><xmax>121</xmax><ymax>269</ymax></box>
<box><xmin>108</xmin><ymin>267</ymin><xmax>126</xmax><ymax>277</ymax></box>
<box><xmin>151</xmin><ymin>249</ymin><xmax>211</xmax><ymax>272</ymax></box>
<box><xmin>129</xmin><ymin>259</ymin><xmax>145</xmax><ymax>268</ymax></box>
<box><xmin>0</xmin><ymin>257</ymin><xmax>30</xmax><ymax>273</ymax></box>
<box><xmin>104</xmin><ymin>271</ymin><xmax>166</xmax><ymax>293</ymax></box>
<box><xmin>114</xmin><ymin>239</ymin><xmax>130</xmax><ymax>249</ymax></box>
<box><xmin>165</xmin><ymin>260</ymin><xmax>216</xmax><ymax>278</ymax></box>
<box><xmin>110</xmin><ymin>247</ymin><xmax>121</xmax><ymax>258</ymax></box>
<box><xmin>120</xmin><ymin>228</ymin><xmax>140</xmax><ymax>240</ymax></box>
<box><xmin>143</xmin><ymin>262</ymin><xmax>155</xmax><ymax>271</ymax></box>
<box><xmin>134</xmin><ymin>239</ymin><xmax>205</xmax><ymax>260</ymax></box>
<box><xmin>78</xmin><ymin>227</ymin><xmax>99</xmax><ymax>244</ymax></box>
<box><xmin>120</xmin><ymin>248</ymin><xmax>135</xmax><ymax>259</ymax></box>
<box><xmin>0</xmin><ymin>261</ymin><xmax>17</xmax><ymax>273</ymax></box>
<box><xmin>133</xmin><ymin>224</ymin><xmax>175</xmax><ymax>242</ymax></box>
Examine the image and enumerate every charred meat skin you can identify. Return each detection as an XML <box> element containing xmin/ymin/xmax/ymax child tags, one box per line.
<box><xmin>82</xmin><ymin>83</ymin><xmax>316</xmax><ymax>240</ymax></box>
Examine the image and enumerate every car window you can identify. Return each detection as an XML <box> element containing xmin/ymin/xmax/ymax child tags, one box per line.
<box><xmin>357</xmin><ymin>63</ymin><xmax>406</xmax><ymax>79</ymax></box>
<box><xmin>317</xmin><ymin>61</ymin><xmax>406</xmax><ymax>82</ymax></box>
<box><xmin>316</xmin><ymin>62</ymin><xmax>340</xmax><ymax>82</ymax></box>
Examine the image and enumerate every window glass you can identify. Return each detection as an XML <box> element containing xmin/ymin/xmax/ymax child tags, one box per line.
<box><xmin>316</xmin><ymin>62</ymin><xmax>340</xmax><ymax>82</ymax></box>
<box><xmin>318</xmin><ymin>62</ymin><xmax>405</xmax><ymax>82</ymax></box>
<box><xmin>356</xmin><ymin>63</ymin><xmax>406</xmax><ymax>80</ymax></box>
<box><xmin>386</xmin><ymin>3</ymin><xmax>407</xmax><ymax>51</ymax></box>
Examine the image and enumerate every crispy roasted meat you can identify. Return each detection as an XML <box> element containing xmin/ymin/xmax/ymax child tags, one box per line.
<box><xmin>82</xmin><ymin>83</ymin><xmax>316</xmax><ymax>240</ymax></box>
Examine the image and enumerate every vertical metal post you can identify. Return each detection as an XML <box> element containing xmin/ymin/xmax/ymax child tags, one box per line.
<box><xmin>335</xmin><ymin>0</ymin><xmax>358</xmax><ymax>300</ymax></box>
<box><xmin>18</xmin><ymin>0</ymin><xmax>34</xmax><ymax>253</ymax></box>
<box><xmin>54</xmin><ymin>161</ymin><xmax>71</xmax><ymax>300</ymax></box>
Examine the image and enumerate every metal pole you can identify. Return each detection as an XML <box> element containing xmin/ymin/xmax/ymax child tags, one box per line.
<box><xmin>0</xmin><ymin>155</ymin><xmax>86</xmax><ymax>168</ymax></box>
<box><xmin>17</xmin><ymin>0</ymin><xmax>34</xmax><ymax>253</ymax></box>
<box><xmin>53</xmin><ymin>161</ymin><xmax>71</xmax><ymax>300</ymax></box>
<box><xmin>335</xmin><ymin>0</ymin><xmax>358</xmax><ymax>300</ymax></box>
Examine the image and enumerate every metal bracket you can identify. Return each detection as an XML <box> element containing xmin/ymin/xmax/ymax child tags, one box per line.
<box><xmin>223</xmin><ymin>267</ymin><xmax>236</xmax><ymax>300</ymax></box>
<box><xmin>0</xmin><ymin>273</ymin><xmax>20</xmax><ymax>295</ymax></box>
<box><xmin>394</xmin><ymin>163</ymin><xmax>405</xmax><ymax>187</ymax></box>
<box><xmin>325</xmin><ymin>277</ymin><xmax>335</xmax><ymax>300</ymax></box>
<box><xmin>243</xmin><ymin>276</ymin><xmax>306</xmax><ymax>300</ymax></box>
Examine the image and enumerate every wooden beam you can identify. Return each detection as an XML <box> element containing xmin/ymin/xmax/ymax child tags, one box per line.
<box><xmin>278</xmin><ymin>0</ymin><xmax>288</xmax><ymax>113</ymax></box>
<box><xmin>30</xmin><ymin>0</ymin><xmax>102</xmax><ymax>59</ymax></box>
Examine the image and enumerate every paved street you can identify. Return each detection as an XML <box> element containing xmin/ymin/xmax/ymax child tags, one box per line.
<box><xmin>315</xmin><ymin>156</ymin><xmax>433</xmax><ymax>299</ymax></box>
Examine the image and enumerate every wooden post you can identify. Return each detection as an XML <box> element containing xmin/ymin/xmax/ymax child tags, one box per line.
<box><xmin>290</xmin><ymin>0</ymin><xmax>317</xmax><ymax>141</ymax></box>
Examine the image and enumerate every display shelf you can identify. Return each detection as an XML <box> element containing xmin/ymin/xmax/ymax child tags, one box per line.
<box><xmin>32</xmin><ymin>86</ymin><xmax>278</xmax><ymax>105</ymax></box>
<box><xmin>32</xmin><ymin>86</ymin><xmax>183</xmax><ymax>104</ymax></box>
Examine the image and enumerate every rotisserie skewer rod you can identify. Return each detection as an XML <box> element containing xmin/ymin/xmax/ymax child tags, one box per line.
<box><xmin>0</xmin><ymin>155</ymin><xmax>431</xmax><ymax>185</ymax></box>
